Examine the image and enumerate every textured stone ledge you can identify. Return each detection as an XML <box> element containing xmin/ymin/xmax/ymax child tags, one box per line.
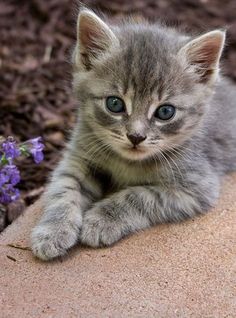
<box><xmin>0</xmin><ymin>174</ymin><xmax>236</xmax><ymax>317</ymax></box>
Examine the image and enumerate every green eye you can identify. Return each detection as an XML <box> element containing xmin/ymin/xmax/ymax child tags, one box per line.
<box><xmin>106</xmin><ymin>96</ymin><xmax>126</xmax><ymax>114</ymax></box>
<box><xmin>154</xmin><ymin>104</ymin><xmax>176</xmax><ymax>121</ymax></box>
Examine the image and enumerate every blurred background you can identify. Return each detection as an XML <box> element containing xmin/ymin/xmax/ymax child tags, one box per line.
<box><xmin>0</xmin><ymin>0</ymin><xmax>236</xmax><ymax>226</ymax></box>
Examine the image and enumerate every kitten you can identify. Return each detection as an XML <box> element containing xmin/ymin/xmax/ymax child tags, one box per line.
<box><xmin>31</xmin><ymin>9</ymin><xmax>236</xmax><ymax>260</ymax></box>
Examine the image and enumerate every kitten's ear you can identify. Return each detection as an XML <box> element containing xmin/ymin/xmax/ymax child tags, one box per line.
<box><xmin>74</xmin><ymin>9</ymin><xmax>118</xmax><ymax>69</ymax></box>
<box><xmin>179</xmin><ymin>30</ymin><xmax>226</xmax><ymax>84</ymax></box>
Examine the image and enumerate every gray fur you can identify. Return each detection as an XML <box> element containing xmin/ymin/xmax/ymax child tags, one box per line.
<box><xmin>31</xmin><ymin>9</ymin><xmax>236</xmax><ymax>260</ymax></box>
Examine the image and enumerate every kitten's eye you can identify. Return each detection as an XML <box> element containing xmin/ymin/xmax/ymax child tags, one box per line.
<box><xmin>106</xmin><ymin>96</ymin><xmax>126</xmax><ymax>114</ymax></box>
<box><xmin>154</xmin><ymin>104</ymin><xmax>176</xmax><ymax>121</ymax></box>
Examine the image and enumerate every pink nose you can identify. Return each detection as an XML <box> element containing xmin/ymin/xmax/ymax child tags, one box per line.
<box><xmin>126</xmin><ymin>133</ymin><xmax>147</xmax><ymax>146</ymax></box>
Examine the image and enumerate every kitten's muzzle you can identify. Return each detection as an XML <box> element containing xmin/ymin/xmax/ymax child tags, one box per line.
<box><xmin>126</xmin><ymin>133</ymin><xmax>147</xmax><ymax>146</ymax></box>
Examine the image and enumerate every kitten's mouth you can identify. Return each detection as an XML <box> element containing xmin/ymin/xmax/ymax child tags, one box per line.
<box><xmin>126</xmin><ymin>144</ymin><xmax>145</xmax><ymax>152</ymax></box>
<box><xmin>130</xmin><ymin>146</ymin><xmax>144</xmax><ymax>152</ymax></box>
<box><xmin>118</xmin><ymin>144</ymin><xmax>150</xmax><ymax>161</ymax></box>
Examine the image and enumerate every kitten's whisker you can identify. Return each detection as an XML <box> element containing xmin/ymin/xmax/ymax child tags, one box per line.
<box><xmin>83</xmin><ymin>142</ymin><xmax>111</xmax><ymax>165</ymax></box>
<box><xmin>151</xmin><ymin>153</ymin><xmax>167</xmax><ymax>188</ymax></box>
<box><xmin>158</xmin><ymin>151</ymin><xmax>177</xmax><ymax>189</ymax></box>
<box><xmin>166</xmin><ymin>143</ymin><xmax>200</xmax><ymax>169</ymax></box>
<box><xmin>164</xmin><ymin>151</ymin><xmax>185</xmax><ymax>182</ymax></box>
<box><xmin>169</xmin><ymin>145</ymin><xmax>195</xmax><ymax>157</ymax></box>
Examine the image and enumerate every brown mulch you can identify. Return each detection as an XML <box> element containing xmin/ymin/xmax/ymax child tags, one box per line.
<box><xmin>0</xmin><ymin>0</ymin><xmax>236</xmax><ymax>230</ymax></box>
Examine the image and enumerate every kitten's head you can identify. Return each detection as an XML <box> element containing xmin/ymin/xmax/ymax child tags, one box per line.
<box><xmin>73</xmin><ymin>9</ymin><xmax>225</xmax><ymax>161</ymax></box>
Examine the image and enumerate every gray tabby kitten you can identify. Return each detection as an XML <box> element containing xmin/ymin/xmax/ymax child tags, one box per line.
<box><xmin>31</xmin><ymin>9</ymin><xmax>236</xmax><ymax>260</ymax></box>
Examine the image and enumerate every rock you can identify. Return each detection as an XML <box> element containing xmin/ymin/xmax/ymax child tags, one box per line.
<box><xmin>0</xmin><ymin>174</ymin><xmax>236</xmax><ymax>317</ymax></box>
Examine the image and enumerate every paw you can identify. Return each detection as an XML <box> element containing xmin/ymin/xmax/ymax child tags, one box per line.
<box><xmin>31</xmin><ymin>223</ymin><xmax>80</xmax><ymax>261</ymax></box>
<box><xmin>80</xmin><ymin>206</ymin><xmax>125</xmax><ymax>248</ymax></box>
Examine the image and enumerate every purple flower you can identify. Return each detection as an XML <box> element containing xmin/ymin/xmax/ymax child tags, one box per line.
<box><xmin>0</xmin><ymin>168</ymin><xmax>9</xmax><ymax>187</ymax></box>
<box><xmin>0</xmin><ymin>164</ymin><xmax>20</xmax><ymax>186</ymax></box>
<box><xmin>8</xmin><ymin>165</ymin><xmax>20</xmax><ymax>185</ymax></box>
<box><xmin>28</xmin><ymin>137</ymin><xmax>45</xmax><ymax>164</ymax></box>
<box><xmin>0</xmin><ymin>184</ymin><xmax>20</xmax><ymax>204</ymax></box>
<box><xmin>0</xmin><ymin>135</ymin><xmax>45</xmax><ymax>204</ymax></box>
<box><xmin>1</xmin><ymin>137</ymin><xmax>20</xmax><ymax>161</ymax></box>
<box><xmin>0</xmin><ymin>164</ymin><xmax>21</xmax><ymax>204</ymax></box>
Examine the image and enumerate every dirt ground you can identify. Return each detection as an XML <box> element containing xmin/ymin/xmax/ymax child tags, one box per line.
<box><xmin>0</xmin><ymin>0</ymin><xmax>236</xmax><ymax>228</ymax></box>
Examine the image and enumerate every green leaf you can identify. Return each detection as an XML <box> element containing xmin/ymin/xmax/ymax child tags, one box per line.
<box><xmin>0</xmin><ymin>153</ymin><xmax>9</xmax><ymax>166</ymax></box>
<box><xmin>19</xmin><ymin>146</ymin><xmax>30</xmax><ymax>157</ymax></box>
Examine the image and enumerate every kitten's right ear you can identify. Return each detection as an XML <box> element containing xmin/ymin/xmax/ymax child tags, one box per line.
<box><xmin>74</xmin><ymin>9</ymin><xmax>119</xmax><ymax>69</ymax></box>
<box><xmin>178</xmin><ymin>30</ymin><xmax>225</xmax><ymax>84</ymax></box>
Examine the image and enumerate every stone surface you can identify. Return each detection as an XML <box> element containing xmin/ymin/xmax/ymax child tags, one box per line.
<box><xmin>0</xmin><ymin>174</ymin><xmax>236</xmax><ymax>318</ymax></box>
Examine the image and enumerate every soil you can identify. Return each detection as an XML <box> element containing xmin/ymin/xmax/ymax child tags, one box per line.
<box><xmin>0</xmin><ymin>0</ymin><xmax>236</xmax><ymax>230</ymax></box>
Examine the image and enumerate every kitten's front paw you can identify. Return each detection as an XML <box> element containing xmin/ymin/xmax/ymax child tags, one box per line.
<box><xmin>80</xmin><ymin>206</ymin><xmax>125</xmax><ymax>248</ymax></box>
<box><xmin>31</xmin><ymin>223</ymin><xmax>80</xmax><ymax>261</ymax></box>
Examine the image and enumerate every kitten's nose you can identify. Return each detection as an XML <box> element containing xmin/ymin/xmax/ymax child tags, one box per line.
<box><xmin>127</xmin><ymin>133</ymin><xmax>147</xmax><ymax>146</ymax></box>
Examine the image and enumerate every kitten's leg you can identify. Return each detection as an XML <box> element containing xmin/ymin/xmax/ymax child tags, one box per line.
<box><xmin>81</xmin><ymin>172</ymin><xmax>219</xmax><ymax>247</ymax></box>
<box><xmin>31</xmin><ymin>156</ymin><xmax>101</xmax><ymax>260</ymax></box>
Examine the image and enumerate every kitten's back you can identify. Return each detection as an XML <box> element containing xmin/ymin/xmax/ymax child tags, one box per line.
<box><xmin>201</xmin><ymin>77</ymin><xmax>236</xmax><ymax>173</ymax></box>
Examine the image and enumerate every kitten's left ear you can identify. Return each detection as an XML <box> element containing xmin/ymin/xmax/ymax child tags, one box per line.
<box><xmin>74</xmin><ymin>9</ymin><xmax>119</xmax><ymax>69</ymax></box>
<box><xmin>178</xmin><ymin>30</ymin><xmax>226</xmax><ymax>84</ymax></box>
